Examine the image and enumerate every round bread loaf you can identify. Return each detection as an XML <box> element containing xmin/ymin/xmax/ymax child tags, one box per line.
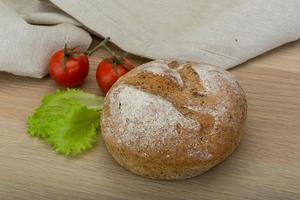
<box><xmin>101</xmin><ymin>60</ymin><xmax>247</xmax><ymax>180</ymax></box>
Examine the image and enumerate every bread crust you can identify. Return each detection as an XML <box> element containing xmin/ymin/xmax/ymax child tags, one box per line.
<box><xmin>101</xmin><ymin>60</ymin><xmax>247</xmax><ymax>180</ymax></box>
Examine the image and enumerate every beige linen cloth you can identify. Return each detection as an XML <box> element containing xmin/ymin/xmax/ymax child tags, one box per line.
<box><xmin>0</xmin><ymin>0</ymin><xmax>91</xmax><ymax>78</ymax></box>
<box><xmin>1</xmin><ymin>0</ymin><xmax>300</xmax><ymax>78</ymax></box>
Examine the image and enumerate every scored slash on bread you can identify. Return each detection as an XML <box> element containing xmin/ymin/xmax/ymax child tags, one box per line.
<box><xmin>101</xmin><ymin>60</ymin><xmax>247</xmax><ymax>180</ymax></box>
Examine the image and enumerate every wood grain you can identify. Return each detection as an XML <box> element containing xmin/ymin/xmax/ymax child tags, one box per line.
<box><xmin>0</xmin><ymin>38</ymin><xmax>299</xmax><ymax>200</ymax></box>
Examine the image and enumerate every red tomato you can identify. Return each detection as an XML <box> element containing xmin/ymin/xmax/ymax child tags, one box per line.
<box><xmin>96</xmin><ymin>57</ymin><xmax>134</xmax><ymax>94</ymax></box>
<box><xmin>49</xmin><ymin>48</ymin><xmax>89</xmax><ymax>88</ymax></box>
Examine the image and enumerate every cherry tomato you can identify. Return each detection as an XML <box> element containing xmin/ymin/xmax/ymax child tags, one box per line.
<box><xmin>49</xmin><ymin>47</ymin><xmax>89</xmax><ymax>88</ymax></box>
<box><xmin>96</xmin><ymin>57</ymin><xmax>134</xmax><ymax>94</ymax></box>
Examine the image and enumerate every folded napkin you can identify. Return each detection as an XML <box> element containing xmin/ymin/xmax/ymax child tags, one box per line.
<box><xmin>0</xmin><ymin>0</ymin><xmax>91</xmax><ymax>78</ymax></box>
<box><xmin>1</xmin><ymin>0</ymin><xmax>300</xmax><ymax>78</ymax></box>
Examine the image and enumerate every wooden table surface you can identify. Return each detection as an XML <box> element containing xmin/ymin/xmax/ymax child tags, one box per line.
<box><xmin>0</xmin><ymin>39</ymin><xmax>299</xmax><ymax>200</ymax></box>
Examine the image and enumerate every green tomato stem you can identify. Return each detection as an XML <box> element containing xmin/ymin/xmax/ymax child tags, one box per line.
<box><xmin>86</xmin><ymin>37</ymin><xmax>111</xmax><ymax>56</ymax></box>
<box><xmin>63</xmin><ymin>44</ymin><xmax>70</xmax><ymax>57</ymax></box>
<box><xmin>102</xmin><ymin>44</ymin><xmax>116</xmax><ymax>58</ymax></box>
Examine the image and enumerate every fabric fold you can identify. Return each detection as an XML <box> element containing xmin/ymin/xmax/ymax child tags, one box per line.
<box><xmin>0</xmin><ymin>0</ymin><xmax>92</xmax><ymax>78</ymax></box>
<box><xmin>49</xmin><ymin>0</ymin><xmax>300</xmax><ymax>69</ymax></box>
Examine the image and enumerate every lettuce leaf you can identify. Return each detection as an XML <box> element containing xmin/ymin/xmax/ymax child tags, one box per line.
<box><xmin>27</xmin><ymin>89</ymin><xmax>103</xmax><ymax>156</ymax></box>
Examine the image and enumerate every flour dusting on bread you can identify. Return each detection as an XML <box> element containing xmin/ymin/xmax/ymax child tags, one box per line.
<box><xmin>192</xmin><ymin>63</ymin><xmax>239</xmax><ymax>94</ymax></box>
<box><xmin>141</xmin><ymin>60</ymin><xmax>184</xmax><ymax>86</ymax></box>
<box><xmin>140</xmin><ymin>60</ymin><xmax>240</xmax><ymax>95</ymax></box>
<box><xmin>138</xmin><ymin>60</ymin><xmax>242</xmax><ymax>132</ymax></box>
<box><xmin>108</xmin><ymin>85</ymin><xmax>201</xmax><ymax>150</ymax></box>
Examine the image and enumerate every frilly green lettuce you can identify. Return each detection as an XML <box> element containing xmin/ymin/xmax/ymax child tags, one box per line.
<box><xmin>27</xmin><ymin>89</ymin><xmax>103</xmax><ymax>156</ymax></box>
